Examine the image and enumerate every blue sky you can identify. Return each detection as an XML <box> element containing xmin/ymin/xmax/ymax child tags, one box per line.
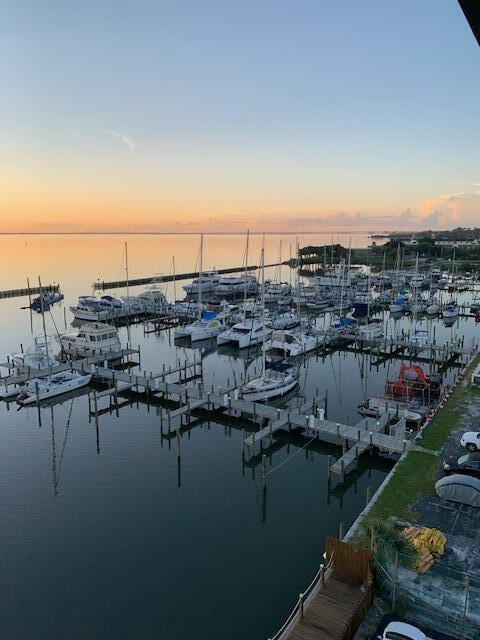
<box><xmin>1</xmin><ymin>1</ymin><xmax>479</xmax><ymax>231</ymax></box>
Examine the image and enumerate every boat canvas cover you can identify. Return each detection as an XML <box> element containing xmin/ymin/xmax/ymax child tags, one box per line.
<box><xmin>435</xmin><ymin>474</ymin><xmax>480</xmax><ymax>508</ymax></box>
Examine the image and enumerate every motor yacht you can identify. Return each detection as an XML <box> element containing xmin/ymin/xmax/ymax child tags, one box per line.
<box><xmin>57</xmin><ymin>322</ymin><xmax>121</xmax><ymax>359</ymax></box>
<box><xmin>216</xmin><ymin>319</ymin><xmax>272</xmax><ymax>349</ymax></box>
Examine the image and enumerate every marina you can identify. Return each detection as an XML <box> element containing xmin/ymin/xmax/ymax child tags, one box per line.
<box><xmin>0</xmin><ymin>232</ymin><xmax>479</xmax><ymax>640</ymax></box>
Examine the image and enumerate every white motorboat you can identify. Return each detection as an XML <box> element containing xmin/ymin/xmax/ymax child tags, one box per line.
<box><xmin>216</xmin><ymin>319</ymin><xmax>272</xmax><ymax>349</ymax></box>
<box><xmin>11</xmin><ymin>338</ymin><xmax>59</xmax><ymax>372</ymax></box>
<box><xmin>70</xmin><ymin>295</ymin><xmax>130</xmax><ymax>322</ymax></box>
<box><xmin>409</xmin><ymin>329</ymin><xmax>429</xmax><ymax>351</ymax></box>
<box><xmin>264</xmin><ymin>329</ymin><xmax>319</xmax><ymax>359</ymax></box>
<box><xmin>425</xmin><ymin>299</ymin><xmax>440</xmax><ymax>315</ymax></box>
<box><xmin>183</xmin><ymin>271</ymin><xmax>222</xmax><ymax>295</ymax></box>
<box><xmin>174</xmin><ymin>312</ymin><xmax>226</xmax><ymax>342</ymax></box>
<box><xmin>271</xmin><ymin>310</ymin><xmax>301</xmax><ymax>330</ymax></box>
<box><xmin>213</xmin><ymin>275</ymin><xmax>257</xmax><ymax>297</ymax></box>
<box><xmin>241</xmin><ymin>364</ymin><xmax>298</xmax><ymax>402</ymax></box>
<box><xmin>169</xmin><ymin>301</ymin><xmax>201</xmax><ymax>318</ymax></box>
<box><xmin>57</xmin><ymin>322</ymin><xmax>121</xmax><ymax>359</ymax></box>
<box><xmin>134</xmin><ymin>286</ymin><xmax>167</xmax><ymax>312</ymax></box>
<box><xmin>16</xmin><ymin>370</ymin><xmax>92</xmax><ymax>405</ymax></box>
<box><xmin>264</xmin><ymin>282</ymin><xmax>291</xmax><ymax>303</ymax></box>
<box><xmin>442</xmin><ymin>302</ymin><xmax>459</xmax><ymax>319</ymax></box>
<box><xmin>357</xmin><ymin>319</ymin><xmax>383</xmax><ymax>340</ymax></box>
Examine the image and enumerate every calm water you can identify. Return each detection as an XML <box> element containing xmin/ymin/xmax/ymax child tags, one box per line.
<box><xmin>0</xmin><ymin>234</ymin><xmax>476</xmax><ymax>639</ymax></box>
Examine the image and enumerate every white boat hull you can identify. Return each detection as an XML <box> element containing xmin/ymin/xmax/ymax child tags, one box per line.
<box><xmin>18</xmin><ymin>373</ymin><xmax>92</xmax><ymax>405</ymax></box>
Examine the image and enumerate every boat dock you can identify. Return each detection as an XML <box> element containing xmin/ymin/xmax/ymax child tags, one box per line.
<box><xmin>0</xmin><ymin>283</ymin><xmax>61</xmax><ymax>300</ymax></box>
<box><xmin>0</xmin><ymin>347</ymin><xmax>141</xmax><ymax>393</ymax></box>
<box><xmin>92</xmin><ymin>262</ymin><xmax>282</xmax><ymax>292</ymax></box>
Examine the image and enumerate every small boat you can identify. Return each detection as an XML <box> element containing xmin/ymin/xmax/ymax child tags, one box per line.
<box><xmin>425</xmin><ymin>299</ymin><xmax>440</xmax><ymax>315</ymax></box>
<box><xmin>216</xmin><ymin>319</ymin><xmax>272</xmax><ymax>349</ymax></box>
<box><xmin>264</xmin><ymin>329</ymin><xmax>320</xmax><ymax>360</ymax></box>
<box><xmin>329</xmin><ymin>315</ymin><xmax>358</xmax><ymax>335</ymax></box>
<box><xmin>409</xmin><ymin>329</ymin><xmax>429</xmax><ymax>351</ymax></box>
<box><xmin>57</xmin><ymin>322</ymin><xmax>121</xmax><ymax>359</ymax></box>
<box><xmin>353</xmin><ymin>293</ymin><xmax>374</xmax><ymax>316</ymax></box>
<box><xmin>241</xmin><ymin>363</ymin><xmax>298</xmax><ymax>402</ymax></box>
<box><xmin>174</xmin><ymin>311</ymin><xmax>226</xmax><ymax>342</ymax></box>
<box><xmin>271</xmin><ymin>310</ymin><xmax>301</xmax><ymax>330</ymax></box>
<box><xmin>442</xmin><ymin>302</ymin><xmax>459</xmax><ymax>319</ymax></box>
<box><xmin>11</xmin><ymin>338</ymin><xmax>59</xmax><ymax>371</ymax></box>
<box><xmin>389</xmin><ymin>297</ymin><xmax>407</xmax><ymax>313</ymax></box>
<box><xmin>357</xmin><ymin>319</ymin><xmax>383</xmax><ymax>340</ymax></box>
<box><xmin>16</xmin><ymin>370</ymin><xmax>92</xmax><ymax>405</ymax></box>
<box><xmin>30</xmin><ymin>291</ymin><xmax>64</xmax><ymax>312</ymax></box>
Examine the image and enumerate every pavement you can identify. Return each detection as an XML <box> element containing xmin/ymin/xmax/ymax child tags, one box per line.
<box><xmin>413</xmin><ymin>388</ymin><xmax>480</xmax><ymax>576</ymax></box>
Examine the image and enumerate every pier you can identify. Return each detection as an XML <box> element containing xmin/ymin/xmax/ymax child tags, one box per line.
<box><xmin>92</xmin><ymin>262</ymin><xmax>282</xmax><ymax>291</ymax></box>
<box><xmin>0</xmin><ymin>283</ymin><xmax>61</xmax><ymax>300</ymax></box>
<box><xmin>270</xmin><ymin>537</ymin><xmax>373</xmax><ymax>640</ymax></box>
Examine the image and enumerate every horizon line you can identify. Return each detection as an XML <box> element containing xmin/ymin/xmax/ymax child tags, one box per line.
<box><xmin>0</xmin><ymin>230</ymin><xmax>395</xmax><ymax>236</ymax></box>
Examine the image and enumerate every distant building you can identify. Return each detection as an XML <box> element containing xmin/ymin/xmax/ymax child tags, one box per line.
<box><xmin>435</xmin><ymin>239</ymin><xmax>479</xmax><ymax>247</ymax></box>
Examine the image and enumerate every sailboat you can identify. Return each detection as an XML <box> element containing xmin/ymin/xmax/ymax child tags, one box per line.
<box><xmin>217</xmin><ymin>232</ymin><xmax>272</xmax><ymax>348</ymax></box>
<box><xmin>239</xmin><ymin>246</ymin><xmax>298</xmax><ymax>401</ymax></box>
<box><xmin>11</xmin><ymin>337</ymin><xmax>59</xmax><ymax>371</ymax></box>
<box><xmin>17</xmin><ymin>278</ymin><xmax>92</xmax><ymax>406</ymax></box>
<box><xmin>175</xmin><ymin>235</ymin><xmax>226</xmax><ymax>342</ymax></box>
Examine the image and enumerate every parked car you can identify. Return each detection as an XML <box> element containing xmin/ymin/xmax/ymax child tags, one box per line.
<box><xmin>378</xmin><ymin>621</ymin><xmax>426</xmax><ymax>640</ymax></box>
<box><xmin>443</xmin><ymin>452</ymin><xmax>480</xmax><ymax>478</ymax></box>
<box><xmin>460</xmin><ymin>431</ymin><xmax>480</xmax><ymax>452</ymax></box>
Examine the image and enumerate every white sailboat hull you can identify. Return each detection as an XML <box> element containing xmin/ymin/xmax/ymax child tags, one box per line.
<box><xmin>17</xmin><ymin>373</ymin><xmax>92</xmax><ymax>405</ymax></box>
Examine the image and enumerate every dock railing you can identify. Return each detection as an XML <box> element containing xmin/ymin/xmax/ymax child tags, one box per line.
<box><xmin>267</xmin><ymin>556</ymin><xmax>333</xmax><ymax>640</ymax></box>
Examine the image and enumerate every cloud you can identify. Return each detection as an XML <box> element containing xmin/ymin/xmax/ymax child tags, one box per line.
<box><xmin>108</xmin><ymin>130</ymin><xmax>136</xmax><ymax>151</ymax></box>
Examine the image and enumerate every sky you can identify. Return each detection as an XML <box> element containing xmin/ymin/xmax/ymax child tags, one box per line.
<box><xmin>0</xmin><ymin>0</ymin><xmax>479</xmax><ymax>233</ymax></box>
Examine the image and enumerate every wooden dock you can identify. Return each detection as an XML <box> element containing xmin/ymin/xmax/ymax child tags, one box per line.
<box><xmin>270</xmin><ymin>537</ymin><xmax>373</xmax><ymax>640</ymax></box>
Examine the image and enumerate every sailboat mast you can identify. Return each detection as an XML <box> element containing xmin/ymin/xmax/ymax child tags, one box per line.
<box><xmin>125</xmin><ymin>242</ymin><xmax>130</xmax><ymax>301</ymax></box>
<box><xmin>38</xmin><ymin>276</ymin><xmax>51</xmax><ymax>379</ymax></box>
<box><xmin>172</xmin><ymin>255</ymin><xmax>176</xmax><ymax>303</ymax></box>
<box><xmin>198</xmin><ymin>233</ymin><xmax>203</xmax><ymax>319</ymax></box>
<box><xmin>261</xmin><ymin>238</ymin><xmax>266</xmax><ymax>377</ymax></box>
<box><xmin>296</xmin><ymin>239</ymin><xmax>301</xmax><ymax>316</ymax></box>
<box><xmin>244</xmin><ymin>229</ymin><xmax>250</xmax><ymax>320</ymax></box>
